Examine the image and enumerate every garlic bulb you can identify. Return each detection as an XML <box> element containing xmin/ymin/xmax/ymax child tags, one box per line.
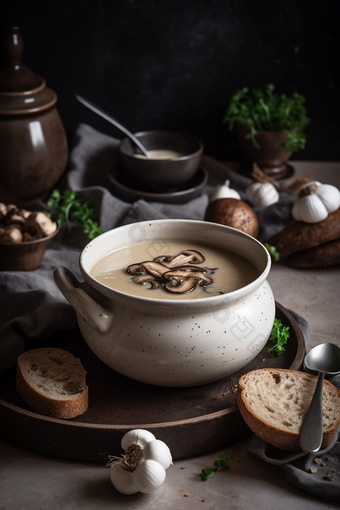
<box><xmin>108</xmin><ymin>429</ymin><xmax>172</xmax><ymax>495</ymax></box>
<box><xmin>210</xmin><ymin>180</ymin><xmax>241</xmax><ymax>202</ymax></box>
<box><xmin>245</xmin><ymin>163</ymin><xmax>279</xmax><ymax>208</ymax></box>
<box><xmin>292</xmin><ymin>181</ymin><xmax>340</xmax><ymax>223</ymax></box>
<box><xmin>246</xmin><ymin>181</ymin><xmax>279</xmax><ymax>208</ymax></box>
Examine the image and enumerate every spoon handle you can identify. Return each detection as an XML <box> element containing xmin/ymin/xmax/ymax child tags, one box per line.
<box><xmin>299</xmin><ymin>371</ymin><xmax>325</xmax><ymax>453</ymax></box>
<box><xmin>75</xmin><ymin>95</ymin><xmax>149</xmax><ymax>158</ymax></box>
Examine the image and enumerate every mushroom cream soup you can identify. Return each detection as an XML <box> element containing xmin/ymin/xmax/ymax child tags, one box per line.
<box><xmin>90</xmin><ymin>241</ymin><xmax>259</xmax><ymax>300</ymax></box>
<box><xmin>134</xmin><ymin>149</ymin><xmax>186</xmax><ymax>160</ymax></box>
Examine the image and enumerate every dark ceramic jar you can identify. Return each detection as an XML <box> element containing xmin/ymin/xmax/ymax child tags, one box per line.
<box><xmin>0</xmin><ymin>26</ymin><xmax>68</xmax><ymax>205</ymax></box>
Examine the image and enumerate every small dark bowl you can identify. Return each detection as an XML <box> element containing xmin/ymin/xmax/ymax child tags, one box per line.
<box><xmin>0</xmin><ymin>227</ymin><xmax>59</xmax><ymax>271</ymax></box>
<box><xmin>118</xmin><ymin>131</ymin><xmax>203</xmax><ymax>191</ymax></box>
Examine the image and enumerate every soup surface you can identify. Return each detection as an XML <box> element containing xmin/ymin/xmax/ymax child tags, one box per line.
<box><xmin>90</xmin><ymin>241</ymin><xmax>259</xmax><ymax>300</ymax></box>
<box><xmin>134</xmin><ymin>149</ymin><xmax>186</xmax><ymax>160</ymax></box>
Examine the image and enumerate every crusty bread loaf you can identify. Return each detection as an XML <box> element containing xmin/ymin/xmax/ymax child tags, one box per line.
<box><xmin>286</xmin><ymin>238</ymin><xmax>340</xmax><ymax>268</ymax></box>
<box><xmin>16</xmin><ymin>348</ymin><xmax>88</xmax><ymax>419</ymax></box>
<box><xmin>266</xmin><ymin>208</ymin><xmax>340</xmax><ymax>258</ymax></box>
<box><xmin>237</xmin><ymin>368</ymin><xmax>340</xmax><ymax>451</ymax></box>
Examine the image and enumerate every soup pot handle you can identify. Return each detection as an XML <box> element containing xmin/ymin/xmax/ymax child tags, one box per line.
<box><xmin>54</xmin><ymin>266</ymin><xmax>114</xmax><ymax>334</ymax></box>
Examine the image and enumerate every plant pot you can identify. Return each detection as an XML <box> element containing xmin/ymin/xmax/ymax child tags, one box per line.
<box><xmin>236</xmin><ymin>124</ymin><xmax>294</xmax><ymax>180</ymax></box>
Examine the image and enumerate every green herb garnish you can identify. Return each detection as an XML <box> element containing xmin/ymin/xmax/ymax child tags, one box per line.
<box><xmin>46</xmin><ymin>189</ymin><xmax>103</xmax><ymax>240</ymax></box>
<box><xmin>199</xmin><ymin>451</ymin><xmax>231</xmax><ymax>481</ymax></box>
<box><xmin>268</xmin><ymin>318</ymin><xmax>290</xmax><ymax>357</ymax></box>
<box><xmin>223</xmin><ymin>83</ymin><xmax>310</xmax><ymax>152</ymax></box>
<box><xmin>264</xmin><ymin>243</ymin><xmax>280</xmax><ymax>262</ymax></box>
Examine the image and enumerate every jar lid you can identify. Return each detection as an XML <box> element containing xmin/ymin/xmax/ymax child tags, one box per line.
<box><xmin>0</xmin><ymin>26</ymin><xmax>57</xmax><ymax>115</ymax></box>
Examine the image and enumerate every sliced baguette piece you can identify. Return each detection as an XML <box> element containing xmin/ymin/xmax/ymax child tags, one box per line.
<box><xmin>237</xmin><ymin>368</ymin><xmax>340</xmax><ymax>451</ymax></box>
<box><xmin>16</xmin><ymin>347</ymin><xmax>88</xmax><ymax>419</ymax></box>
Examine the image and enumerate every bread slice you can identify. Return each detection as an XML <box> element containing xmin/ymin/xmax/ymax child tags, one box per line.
<box><xmin>237</xmin><ymin>368</ymin><xmax>340</xmax><ymax>451</ymax></box>
<box><xmin>16</xmin><ymin>348</ymin><xmax>88</xmax><ymax>419</ymax></box>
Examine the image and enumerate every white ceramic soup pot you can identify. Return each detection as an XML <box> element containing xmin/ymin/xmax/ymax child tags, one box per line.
<box><xmin>54</xmin><ymin>219</ymin><xmax>275</xmax><ymax>387</ymax></box>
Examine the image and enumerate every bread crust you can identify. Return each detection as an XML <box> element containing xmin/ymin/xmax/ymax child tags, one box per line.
<box><xmin>267</xmin><ymin>208</ymin><xmax>340</xmax><ymax>258</ymax></box>
<box><xmin>237</xmin><ymin>368</ymin><xmax>340</xmax><ymax>451</ymax></box>
<box><xmin>16</xmin><ymin>348</ymin><xmax>89</xmax><ymax>419</ymax></box>
<box><xmin>286</xmin><ymin>238</ymin><xmax>340</xmax><ymax>268</ymax></box>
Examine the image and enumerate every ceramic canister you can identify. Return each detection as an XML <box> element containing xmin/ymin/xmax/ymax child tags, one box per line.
<box><xmin>0</xmin><ymin>26</ymin><xmax>68</xmax><ymax>205</ymax></box>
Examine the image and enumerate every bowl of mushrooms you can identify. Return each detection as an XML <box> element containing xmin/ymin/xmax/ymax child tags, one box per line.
<box><xmin>0</xmin><ymin>203</ymin><xmax>58</xmax><ymax>271</ymax></box>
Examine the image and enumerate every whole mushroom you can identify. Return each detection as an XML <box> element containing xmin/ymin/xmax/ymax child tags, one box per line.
<box><xmin>204</xmin><ymin>198</ymin><xmax>259</xmax><ymax>238</ymax></box>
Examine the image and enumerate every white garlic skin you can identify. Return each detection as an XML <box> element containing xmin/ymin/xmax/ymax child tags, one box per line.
<box><xmin>292</xmin><ymin>182</ymin><xmax>340</xmax><ymax>223</ymax></box>
<box><xmin>143</xmin><ymin>439</ymin><xmax>173</xmax><ymax>469</ymax></box>
<box><xmin>210</xmin><ymin>180</ymin><xmax>241</xmax><ymax>202</ymax></box>
<box><xmin>246</xmin><ymin>181</ymin><xmax>279</xmax><ymax>208</ymax></box>
<box><xmin>121</xmin><ymin>429</ymin><xmax>156</xmax><ymax>450</ymax></box>
<box><xmin>133</xmin><ymin>459</ymin><xmax>166</xmax><ymax>493</ymax></box>
<box><xmin>110</xmin><ymin>464</ymin><xmax>137</xmax><ymax>495</ymax></box>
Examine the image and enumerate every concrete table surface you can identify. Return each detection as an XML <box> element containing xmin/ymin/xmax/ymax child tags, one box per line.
<box><xmin>1</xmin><ymin>161</ymin><xmax>340</xmax><ymax>510</ymax></box>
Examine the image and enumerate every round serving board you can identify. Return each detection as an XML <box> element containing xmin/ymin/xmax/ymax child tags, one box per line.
<box><xmin>0</xmin><ymin>302</ymin><xmax>305</xmax><ymax>463</ymax></box>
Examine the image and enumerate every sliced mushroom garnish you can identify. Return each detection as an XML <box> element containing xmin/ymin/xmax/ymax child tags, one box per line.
<box><xmin>164</xmin><ymin>270</ymin><xmax>212</xmax><ymax>285</ymax></box>
<box><xmin>164</xmin><ymin>275</ymin><xmax>199</xmax><ymax>293</ymax></box>
<box><xmin>165</xmin><ymin>250</ymin><xmax>205</xmax><ymax>268</ymax></box>
<box><xmin>127</xmin><ymin>261</ymin><xmax>169</xmax><ymax>278</ymax></box>
<box><xmin>163</xmin><ymin>270</ymin><xmax>213</xmax><ymax>294</ymax></box>
<box><xmin>126</xmin><ymin>249</ymin><xmax>213</xmax><ymax>294</ymax></box>
<box><xmin>127</xmin><ymin>263</ymin><xmax>147</xmax><ymax>275</ymax></box>
<box><xmin>153</xmin><ymin>255</ymin><xmax>175</xmax><ymax>264</ymax></box>
<box><xmin>132</xmin><ymin>274</ymin><xmax>161</xmax><ymax>289</ymax></box>
<box><xmin>140</xmin><ymin>261</ymin><xmax>170</xmax><ymax>278</ymax></box>
<box><xmin>173</xmin><ymin>265</ymin><xmax>207</xmax><ymax>273</ymax></box>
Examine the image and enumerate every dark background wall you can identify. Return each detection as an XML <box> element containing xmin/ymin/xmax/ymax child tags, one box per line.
<box><xmin>2</xmin><ymin>0</ymin><xmax>339</xmax><ymax>161</ymax></box>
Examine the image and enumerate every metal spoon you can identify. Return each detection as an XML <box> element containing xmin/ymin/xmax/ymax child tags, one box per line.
<box><xmin>300</xmin><ymin>342</ymin><xmax>340</xmax><ymax>453</ymax></box>
<box><xmin>75</xmin><ymin>94</ymin><xmax>150</xmax><ymax>158</ymax></box>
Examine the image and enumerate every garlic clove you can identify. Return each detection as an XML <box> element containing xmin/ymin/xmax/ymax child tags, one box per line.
<box><xmin>246</xmin><ymin>182</ymin><xmax>279</xmax><ymax>208</ymax></box>
<box><xmin>316</xmin><ymin>184</ymin><xmax>340</xmax><ymax>214</ymax></box>
<box><xmin>292</xmin><ymin>194</ymin><xmax>328</xmax><ymax>223</ymax></box>
<box><xmin>143</xmin><ymin>439</ymin><xmax>173</xmax><ymax>470</ymax></box>
<box><xmin>133</xmin><ymin>459</ymin><xmax>166</xmax><ymax>493</ymax></box>
<box><xmin>109</xmin><ymin>464</ymin><xmax>137</xmax><ymax>495</ymax></box>
<box><xmin>210</xmin><ymin>180</ymin><xmax>241</xmax><ymax>202</ymax></box>
<box><xmin>121</xmin><ymin>429</ymin><xmax>156</xmax><ymax>450</ymax></box>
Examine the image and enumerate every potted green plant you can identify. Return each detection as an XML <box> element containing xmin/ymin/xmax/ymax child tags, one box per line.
<box><xmin>223</xmin><ymin>83</ymin><xmax>310</xmax><ymax>179</ymax></box>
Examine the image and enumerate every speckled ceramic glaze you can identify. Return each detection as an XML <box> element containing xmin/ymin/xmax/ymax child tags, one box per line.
<box><xmin>54</xmin><ymin>220</ymin><xmax>275</xmax><ymax>387</ymax></box>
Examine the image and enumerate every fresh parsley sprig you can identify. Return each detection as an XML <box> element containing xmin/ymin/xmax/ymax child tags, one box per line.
<box><xmin>268</xmin><ymin>318</ymin><xmax>290</xmax><ymax>357</ymax></box>
<box><xmin>46</xmin><ymin>189</ymin><xmax>104</xmax><ymax>240</ymax></box>
<box><xmin>199</xmin><ymin>451</ymin><xmax>231</xmax><ymax>481</ymax></box>
<box><xmin>223</xmin><ymin>83</ymin><xmax>310</xmax><ymax>153</ymax></box>
<box><xmin>264</xmin><ymin>243</ymin><xmax>280</xmax><ymax>262</ymax></box>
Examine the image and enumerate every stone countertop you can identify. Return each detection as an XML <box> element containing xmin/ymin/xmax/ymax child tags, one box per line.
<box><xmin>1</xmin><ymin>161</ymin><xmax>340</xmax><ymax>510</ymax></box>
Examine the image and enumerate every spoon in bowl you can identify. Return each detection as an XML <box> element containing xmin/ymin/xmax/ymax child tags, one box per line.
<box><xmin>300</xmin><ymin>342</ymin><xmax>340</xmax><ymax>453</ymax></box>
<box><xmin>75</xmin><ymin>95</ymin><xmax>150</xmax><ymax>158</ymax></box>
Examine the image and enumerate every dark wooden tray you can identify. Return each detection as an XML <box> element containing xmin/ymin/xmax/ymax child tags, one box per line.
<box><xmin>0</xmin><ymin>302</ymin><xmax>305</xmax><ymax>463</ymax></box>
